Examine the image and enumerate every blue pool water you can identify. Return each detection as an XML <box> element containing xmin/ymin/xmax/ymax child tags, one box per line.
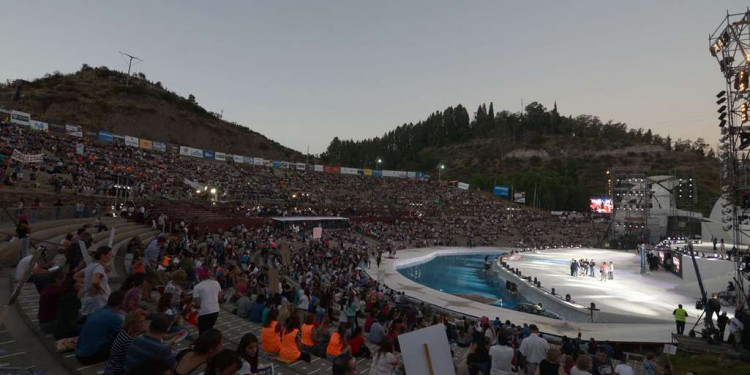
<box><xmin>398</xmin><ymin>253</ymin><xmax>533</xmax><ymax>310</ymax></box>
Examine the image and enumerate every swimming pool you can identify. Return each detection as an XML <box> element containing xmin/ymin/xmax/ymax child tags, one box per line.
<box><xmin>397</xmin><ymin>253</ymin><xmax>558</xmax><ymax>318</ymax></box>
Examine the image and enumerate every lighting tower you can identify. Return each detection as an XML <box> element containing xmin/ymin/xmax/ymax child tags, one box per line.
<box><xmin>709</xmin><ymin>9</ymin><xmax>750</xmax><ymax>311</ymax></box>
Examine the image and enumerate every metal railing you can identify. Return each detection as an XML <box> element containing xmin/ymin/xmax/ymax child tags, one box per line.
<box><xmin>0</xmin><ymin>205</ymin><xmax>107</xmax><ymax>226</ymax></box>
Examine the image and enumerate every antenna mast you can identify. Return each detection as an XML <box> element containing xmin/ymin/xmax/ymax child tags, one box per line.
<box><xmin>118</xmin><ymin>51</ymin><xmax>143</xmax><ymax>86</ymax></box>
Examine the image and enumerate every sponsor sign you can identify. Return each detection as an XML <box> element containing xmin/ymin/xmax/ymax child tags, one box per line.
<box><xmin>272</xmin><ymin>161</ymin><xmax>282</xmax><ymax>168</ymax></box>
<box><xmin>407</xmin><ymin>171</ymin><xmax>416</xmax><ymax>178</ymax></box>
<box><xmin>48</xmin><ymin>123</ymin><xmax>65</xmax><ymax>134</ymax></box>
<box><xmin>30</xmin><ymin>120</ymin><xmax>48</xmax><ymax>132</ymax></box>
<box><xmin>253</xmin><ymin>157</ymin><xmax>264</xmax><ymax>166</ymax></box>
<box><xmin>340</xmin><ymin>167</ymin><xmax>358</xmax><ymax>175</ymax></box>
<box><xmin>314</xmin><ymin>164</ymin><xmax>324</xmax><ymax>172</ymax></box>
<box><xmin>324</xmin><ymin>165</ymin><xmax>340</xmax><ymax>174</ymax></box>
<box><xmin>139</xmin><ymin>138</ymin><xmax>153</xmax><ymax>150</ymax></box>
<box><xmin>215</xmin><ymin>152</ymin><xmax>226</xmax><ymax>161</ymax></box>
<box><xmin>263</xmin><ymin>160</ymin><xmax>272</xmax><ymax>168</ymax></box>
<box><xmin>457</xmin><ymin>182</ymin><xmax>470</xmax><ymax>190</ymax></box>
<box><xmin>183</xmin><ymin>178</ymin><xmax>203</xmax><ymax>190</ymax></box>
<box><xmin>364</xmin><ymin>169</ymin><xmax>372</xmax><ymax>176</ymax></box>
<box><xmin>0</xmin><ymin>108</ymin><xmax>10</xmax><ymax>124</ymax></box>
<box><xmin>493</xmin><ymin>185</ymin><xmax>510</xmax><ymax>198</ymax></box>
<box><xmin>98</xmin><ymin>131</ymin><xmax>114</xmax><ymax>143</ymax></box>
<box><xmin>233</xmin><ymin>155</ymin><xmax>244</xmax><ymax>163</ymax></box>
<box><xmin>373</xmin><ymin>170</ymin><xmax>382</xmax><ymax>177</ymax></box>
<box><xmin>514</xmin><ymin>192</ymin><xmax>526</xmax><ymax>204</ymax></box>
<box><xmin>10</xmin><ymin>149</ymin><xmax>44</xmax><ymax>163</ymax></box>
<box><xmin>124</xmin><ymin>135</ymin><xmax>139</xmax><ymax>147</ymax></box>
<box><xmin>153</xmin><ymin>141</ymin><xmax>167</xmax><ymax>152</ymax></box>
<box><xmin>296</xmin><ymin>162</ymin><xmax>306</xmax><ymax>171</ymax></box>
<box><xmin>203</xmin><ymin>150</ymin><xmax>215</xmax><ymax>159</ymax></box>
<box><xmin>65</xmin><ymin>124</ymin><xmax>83</xmax><ymax>137</ymax></box>
<box><xmin>10</xmin><ymin>110</ymin><xmax>31</xmax><ymax>126</ymax></box>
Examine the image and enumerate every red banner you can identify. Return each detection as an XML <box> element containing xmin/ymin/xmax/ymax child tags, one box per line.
<box><xmin>324</xmin><ymin>166</ymin><xmax>340</xmax><ymax>174</ymax></box>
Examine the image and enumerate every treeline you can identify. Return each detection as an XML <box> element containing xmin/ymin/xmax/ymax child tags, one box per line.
<box><xmin>321</xmin><ymin>102</ymin><xmax>714</xmax><ymax>170</ymax></box>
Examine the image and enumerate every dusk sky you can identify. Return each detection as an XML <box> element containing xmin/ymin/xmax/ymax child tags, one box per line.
<box><xmin>2</xmin><ymin>1</ymin><xmax>747</xmax><ymax>154</ymax></box>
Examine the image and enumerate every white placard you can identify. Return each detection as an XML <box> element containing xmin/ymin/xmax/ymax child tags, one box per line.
<box><xmin>398</xmin><ymin>324</ymin><xmax>455</xmax><ymax>375</ymax></box>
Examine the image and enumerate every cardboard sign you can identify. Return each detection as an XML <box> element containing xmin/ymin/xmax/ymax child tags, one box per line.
<box><xmin>313</xmin><ymin>227</ymin><xmax>322</xmax><ymax>239</ymax></box>
<box><xmin>398</xmin><ymin>324</ymin><xmax>455</xmax><ymax>375</ymax></box>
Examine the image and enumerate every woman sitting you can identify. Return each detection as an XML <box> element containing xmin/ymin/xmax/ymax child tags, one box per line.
<box><xmin>326</xmin><ymin>324</ymin><xmax>350</xmax><ymax>360</ymax></box>
<box><xmin>313</xmin><ymin>316</ymin><xmax>331</xmax><ymax>358</ymax></box>
<box><xmin>236</xmin><ymin>333</ymin><xmax>259</xmax><ymax>375</ymax></box>
<box><xmin>300</xmin><ymin>313</ymin><xmax>317</xmax><ymax>353</ymax></box>
<box><xmin>279</xmin><ymin>315</ymin><xmax>311</xmax><ymax>363</ymax></box>
<box><xmin>260</xmin><ymin>309</ymin><xmax>281</xmax><ymax>354</ymax></box>
<box><xmin>174</xmin><ymin>329</ymin><xmax>223</xmax><ymax>375</ymax></box>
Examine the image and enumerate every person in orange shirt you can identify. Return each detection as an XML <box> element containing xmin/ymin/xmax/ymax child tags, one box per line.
<box><xmin>300</xmin><ymin>313</ymin><xmax>317</xmax><ymax>353</ymax></box>
<box><xmin>326</xmin><ymin>323</ymin><xmax>350</xmax><ymax>360</ymax></box>
<box><xmin>279</xmin><ymin>315</ymin><xmax>311</xmax><ymax>363</ymax></box>
<box><xmin>260</xmin><ymin>309</ymin><xmax>281</xmax><ymax>354</ymax></box>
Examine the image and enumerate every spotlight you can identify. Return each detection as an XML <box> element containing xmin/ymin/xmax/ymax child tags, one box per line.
<box><xmin>717</xmin><ymin>97</ymin><xmax>727</xmax><ymax>105</ymax></box>
<box><xmin>718</xmin><ymin>105</ymin><xmax>727</xmax><ymax>113</ymax></box>
<box><xmin>741</xmin><ymin>131</ymin><xmax>750</xmax><ymax>150</ymax></box>
<box><xmin>737</xmin><ymin>70</ymin><xmax>749</xmax><ymax>92</ymax></box>
<box><xmin>742</xmin><ymin>103</ymin><xmax>749</xmax><ymax>123</ymax></box>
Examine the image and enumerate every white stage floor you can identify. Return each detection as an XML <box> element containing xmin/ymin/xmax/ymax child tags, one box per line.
<box><xmin>368</xmin><ymin>247</ymin><xmax>721</xmax><ymax>343</ymax></box>
<box><xmin>503</xmin><ymin>248</ymin><xmax>704</xmax><ymax>322</ymax></box>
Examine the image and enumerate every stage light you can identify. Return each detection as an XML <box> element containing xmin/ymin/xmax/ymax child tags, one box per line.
<box><xmin>737</xmin><ymin>70</ymin><xmax>749</xmax><ymax>92</ymax></box>
<box><xmin>742</xmin><ymin>103</ymin><xmax>749</xmax><ymax>123</ymax></box>
<box><xmin>717</xmin><ymin>97</ymin><xmax>727</xmax><ymax>105</ymax></box>
<box><xmin>741</xmin><ymin>131</ymin><xmax>750</xmax><ymax>150</ymax></box>
<box><xmin>718</xmin><ymin>105</ymin><xmax>727</xmax><ymax>113</ymax></box>
<box><xmin>717</xmin><ymin>90</ymin><xmax>727</xmax><ymax>98</ymax></box>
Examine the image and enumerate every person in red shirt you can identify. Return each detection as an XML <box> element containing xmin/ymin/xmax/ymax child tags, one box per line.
<box><xmin>347</xmin><ymin>326</ymin><xmax>371</xmax><ymax>359</ymax></box>
<box><xmin>39</xmin><ymin>273</ymin><xmax>65</xmax><ymax>334</ymax></box>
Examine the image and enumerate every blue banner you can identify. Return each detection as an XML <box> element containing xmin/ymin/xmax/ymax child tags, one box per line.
<box><xmin>372</xmin><ymin>170</ymin><xmax>382</xmax><ymax>177</ymax></box>
<box><xmin>493</xmin><ymin>185</ymin><xmax>510</xmax><ymax>198</ymax></box>
<box><xmin>272</xmin><ymin>161</ymin><xmax>282</xmax><ymax>169</ymax></box>
<box><xmin>203</xmin><ymin>150</ymin><xmax>215</xmax><ymax>159</ymax></box>
<box><xmin>98</xmin><ymin>131</ymin><xmax>114</xmax><ymax>143</ymax></box>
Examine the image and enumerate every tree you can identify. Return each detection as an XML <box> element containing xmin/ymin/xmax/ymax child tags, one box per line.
<box><xmin>188</xmin><ymin>94</ymin><xmax>196</xmax><ymax>103</ymax></box>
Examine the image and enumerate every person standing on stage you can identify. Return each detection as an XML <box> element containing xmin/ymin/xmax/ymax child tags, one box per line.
<box><xmin>673</xmin><ymin>304</ymin><xmax>687</xmax><ymax>335</ymax></box>
<box><xmin>570</xmin><ymin>258</ymin><xmax>578</xmax><ymax>277</ymax></box>
<box><xmin>608</xmin><ymin>262</ymin><xmax>614</xmax><ymax>280</ymax></box>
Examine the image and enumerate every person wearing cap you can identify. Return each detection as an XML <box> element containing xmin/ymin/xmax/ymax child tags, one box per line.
<box><xmin>519</xmin><ymin>324</ymin><xmax>549</xmax><ymax>375</ymax></box>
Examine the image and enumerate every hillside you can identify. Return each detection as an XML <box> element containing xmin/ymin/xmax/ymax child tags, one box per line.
<box><xmin>322</xmin><ymin>102</ymin><xmax>720</xmax><ymax>213</ymax></box>
<box><xmin>0</xmin><ymin>66</ymin><xmax>301</xmax><ymax>160</ymax></box>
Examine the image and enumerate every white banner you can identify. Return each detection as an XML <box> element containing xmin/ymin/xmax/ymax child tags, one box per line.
<box><xmin>65</xmin><ymin>124</ymin><xmax>83</xmax><ymax>137</ymax></box>
<box><xmin>340</xmin><ymin>167</ymin><xmax>358</xmax><ymax>175</ymax></box>
<box><xmin>253</xmin><ymin>157</ymin><xmax>264</xmax><ymax>166</ymax></box>
<box><xmin>215</xmin><ymin>152</ymin><xmax>226</xmax><ymax>161</ymax></box>
<box><xmin>407</xmin><ymin>171</ymin><xmax>416</xmax><ymax>178</ymax></box>
<box><xmin>11</xmin><ymin>149</ymin><xmax>44</xmax><ymax>163</ymax></box>
<box><xmin>314</xmin><ymin>164</ymin><xmax>324</xmax><ymax>172</ymax></box>
<box><xmin>124</xmin><ymin>135</ymin><xmax>139</xmax><ymax>147</ymax></box>
<box><xmin>233</xmin><ymin>155</ymin><xmax>244</xmax><ymax>163</ymax></box>
<box><xmin>180</xmin><ymin>146</ymin><xmax>204</xmax><ymax>158</ymax></box>
<box><xmin>313</xmin><ymin>227</ymin><xmax>323</xmax><ymax>239</ymax></box>
<box><xmin>514</xmin><ymin>192</ymin><xmax>526</xmax><ymax>204</ymax></box>
<box><xmin>457</xmin><ymin>182</ymin><xmax>470</xmax><ymax>190</ymax></box>
<box><xmin>10</xmin><ymin>111</ymin><xmax>31</xmax><ymax>126</ymax></box>
<box><xmin>295</xmin><ymin>162</ymin><xmax>306</xmax><ymax>171</ymax></box>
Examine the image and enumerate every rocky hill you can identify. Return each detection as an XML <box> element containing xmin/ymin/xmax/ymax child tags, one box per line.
<box><xmin>0</xmin><ymin>66</ymin><xmax>301</xmax><ymax>160</ymax></box>
<box><xmin>322</xmin><ymin>102</ymin><xmax>720</xmax><ymax>213</ymax></box>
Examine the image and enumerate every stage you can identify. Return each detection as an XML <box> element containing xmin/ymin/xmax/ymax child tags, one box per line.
<box><xmin>367</xmin><ymin>247</ymin><xmax>737</xmax><ymax>343</ymax></box>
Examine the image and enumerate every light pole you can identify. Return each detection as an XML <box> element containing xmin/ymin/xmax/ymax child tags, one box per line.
<box><xmin>377</xmin><ymin>158</ymin><xmax>382</xmax><ymax>169</ymax></box>
<box><xmin>439</xmin><ymin>164</ymin><xmax>445</xmax><ymax>181</ymax></box>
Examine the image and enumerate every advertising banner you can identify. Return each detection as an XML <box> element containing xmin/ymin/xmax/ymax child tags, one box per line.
<box><xmin>10</xmin><ymin>110</ymin><xmax>31</xmax><ymax>126</ymax></box>
<box><xmin>233</xmin><ymin>155</ymin><xmax>244</xmax><ymax>163</ymax></box>
<box><xmin>98</xmin><ymin>131</ymin><xmax>114</xmax><ymax>143</ymax></box>
<box><xmin>340</xmin><ymin>167</ymin><xmax>358</xmax><ymax>175</ymax></box>
<box><xmin>253</xmin><ymin>157</ymin><xmax>264</xmax><ymax>166</ymax></box>
<box><xmin>364</xmin><ymin>169</ymin><xmax>373</xmax><ymax>176</ymax></box>
<box><xmin>124</xmin><ymin>135</ymin><xmax>139</xmax><ymax>147</ymax></box>
<box><xmin>183</xmin><ymin>178</ymin><xmax>203</xmax><ymax>190</ymax></box>
<box><xmin>84</xmin><ymin>130</ymin><xmax>97</xmax><ymax>138</ymax></box>
<box><xmin>457</xmin><ymin>182</ymin><xmax>470</xmax><ymax>190</ymax></box>
<box><xmin>244</xmin><ymin>156</ymin><xmax>254</xmax><ymax>164</ymax></box>
<box><xmin>373</xmin><ymin>170</ymin><xmax>382</xmax><ymax>177</ymax></box>
<box><xmin>407</xmin><ymin>171</ymin><xmax>416</xmax><ymax>178</ymax></box>
<box><xmin>139</xmin><ymin>138</ymin><xmax>153</xmax><ymax>150</ymax></box>
<box><xmin>281</xmin><ymin>161</ymin><xmax>290</xmax><ymax>169</ymax></box>
<box><xmin>215</xmin><ymin>152</ymin><xmax>226</xmax><ymax>161</ymax></box>
<box><xmin>48</xmin><ymin>123</ymin><xmax>65</xmax><ymax>134</ymax></box>
<box><xmin>153</xmin><ymin>141</ymin><xmax>167</xmax><ymax>152</ymax></box>
<box><xmin>314</xmin><ymin>164</ymin><xmax>324</xmax><ymax>172</ymax></box>
<box><xmin>203</xmin><ymin>150</ymin><xmax>215</xmax><ymax>159</ymax></box>
<box><xmin>416</xmin><ymin>172</ymin><xmax>426</xmax><ymax>179</ymax></box>
<box><xmin>514</xmin><ymin>192</ymin><xmax>526</xmax><ymax>204</ymax></box>
<box><xmin>66</xmin><ymin>124</ymin><xmax>83</xmax><ymax>137</ymax></box>
<box><xmin>313</xmin><ymin>227</ymin><xmax>323</xmax><ymax>239</ymax></box>
<box><xmin>0</xmin><ymin>109</ymin><xmax>10</xmax><ymax>124</ymax></box>
<box><xmin>30</xmin><ymin>120</ymin><xmax>48</xmax><ymax>132</ymax></box>
<box><xmin>324</xmin><ymin>166</ymin><xmax>341</xmax><ymax>174</ymax></box>
<box><xmin>272</xmin><ymin>161</ymin><xmax>282</xmax><ymax>168</ymax></box>
<box><xmin>180</xmin><ymin>146</ymin><xmax>203</xmax><ymax>158</ymax></box>
<box><xmin>296</xmin><ymin>162</ymin><xmax>306</xmax><ymax>171</ymax></box>
<box><xmin>493</xmin><ymin>185</ymin><xmax>510</xmax><ymax>198</ymax></box>
<box><xmin>113</xmin><ymin>135</ymin><xmax>125</xmax><ymax>146</ymax></box>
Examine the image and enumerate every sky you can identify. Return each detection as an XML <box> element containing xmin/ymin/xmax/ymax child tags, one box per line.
<box><xmin>1</xmin><ymin>1</ymin><xmax>747</xmax><ymax>154</ymax></box>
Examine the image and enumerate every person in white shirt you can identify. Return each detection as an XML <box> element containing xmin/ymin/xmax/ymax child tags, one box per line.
<box><xmin>614</xmin><ymin>359</ymin><xmax>634</xmax><ymax>375</ymax></box>
<box><xmin>192</xmin><ymin>272</ymin><xmax>223</xmax><ymax>335</ymax></box>
<box><xmin>519</xmin><ymin>325</ymin><xmax>549</xmax><ymax>375</ymax></box>
<box><xmin>489</xmin><ymin>333</ymin><xmax>514</xmax><ymax>375</ymax></box>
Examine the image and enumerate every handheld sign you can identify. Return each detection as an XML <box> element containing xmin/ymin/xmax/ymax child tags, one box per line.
<box><xmin>398</xmin><ymin>324</ymin><xmax>455</xmax><ymax>375</ymax></box>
